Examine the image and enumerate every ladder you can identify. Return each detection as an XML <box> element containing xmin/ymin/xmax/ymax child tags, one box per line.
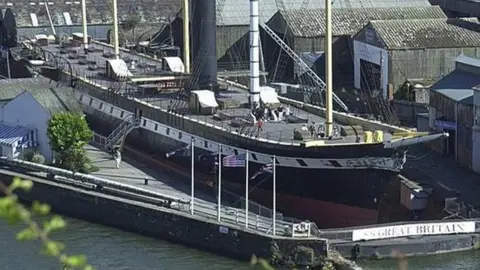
<box><xmin>105</xmin><ymin>114</ymin><xmax>141</xmax><ymax>150</ymax></box>
<box><xmin>260</xmin><ymin>22</ymin><xmax>349</xmax><ymax>112</ymax></box>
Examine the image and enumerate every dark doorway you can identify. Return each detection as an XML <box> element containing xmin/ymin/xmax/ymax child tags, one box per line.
<box><xmin>447</xmin><ymin>129</ymin><xmax>456</xmax><ymax>157</ymax></box>
<box><xmin>360</xmin><ymin>59</ymin><xmax>381</xmax><ymax>92</ymax></box>
<box><xmin>135</xmin><ymin>108</ymin><xmax>143</xmax><ymax>119</ymax></box>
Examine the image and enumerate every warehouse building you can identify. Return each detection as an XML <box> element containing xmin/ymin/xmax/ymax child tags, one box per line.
<box><xmin>427</xmin><ymin>55</ymin><xmax>480</xmax><ymax>169</ymax></box>
<box><xmin>157</xmin><ymin>0</ymin><xmax>432</xmax><ymax>74</ymax></box>
<box><xmin>473</xmin><ymin>84</ymin><xmax>480</xmax><ymax>174</ymax></box>
<box><xmin>353</xmin><ymin>18</ymin><xmax>480</xmax><ymax>100</ymax></box>
<box><xmin>265</xmin><ymin>6</ymin><xmax>446</xmax><ymax>86</ymax></box>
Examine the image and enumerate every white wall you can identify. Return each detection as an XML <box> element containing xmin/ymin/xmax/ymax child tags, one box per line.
<box><xmin>353</xmin><ymin>40</ymin><xmax>389</xmax><ymax>99</ymax></box>
<box><xmin>2</xmin><ymin>92</ymin><xmax>52</xmax><ymax>161</ymax></box>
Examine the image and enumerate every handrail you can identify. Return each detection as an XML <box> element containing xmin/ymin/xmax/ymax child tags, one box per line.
<box><xmin>0</xmin><ymin>157</ymin><xmax>318</xmax><ymax>238</ymax></box>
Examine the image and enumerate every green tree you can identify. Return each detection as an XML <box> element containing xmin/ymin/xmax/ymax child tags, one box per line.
<box><xmin>47</xmin><ymin>113</ymin><xmax>93</xmax><ymax>173</ymax></box>
<box><xmin>0</xmin><ymin>177</ymin><xmax>93</xmax><ymax>270</ymax></box>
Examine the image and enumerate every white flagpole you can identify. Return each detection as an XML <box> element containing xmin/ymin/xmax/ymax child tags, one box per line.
<box><xmin>217</xmin><ymin>144</ymin><xmax>222</xmax><ymax>222</ymax></box>
<box><xmin>272</xmin><ymin>155</ymin><xmax>276</xmax><ymax>236</ymax></box>
<box><xmin>245</xmin><ymin>150</ymin><xmax>249</xmax><ymax>228</ymax></box>
<box><xmin>190</xmin><ymin>137</ymin><xmax>195</xmax><ymax>215</ymax></box>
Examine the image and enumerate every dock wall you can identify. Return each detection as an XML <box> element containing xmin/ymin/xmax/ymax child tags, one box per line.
<box><xmin>0</xmin><ymin>170</ymin><xmax>328</xmax><ymax>268</ymax></box>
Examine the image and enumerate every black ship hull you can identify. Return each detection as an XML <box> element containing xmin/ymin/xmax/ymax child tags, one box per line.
<box><xmin>87</xmin><ymin>113</ymin><xmax>401</xmax><ymax>228</ymax></box>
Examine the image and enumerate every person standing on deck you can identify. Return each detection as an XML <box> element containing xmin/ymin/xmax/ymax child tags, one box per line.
<box><xmin>113</xmin><ymin>146</ymin><xmax>122</xmax><ymax>169</ymax></box>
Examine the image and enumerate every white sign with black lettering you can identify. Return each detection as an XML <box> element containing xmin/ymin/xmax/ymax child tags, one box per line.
<box><xmin>352</xmin><ymin>221</ymin><xmax>476</xmax><ymax>241</ymax></box>
<box><xmin>292</xmin><ymin>222</ymin><xmax>311</xmax><ymax>237</ymax></box>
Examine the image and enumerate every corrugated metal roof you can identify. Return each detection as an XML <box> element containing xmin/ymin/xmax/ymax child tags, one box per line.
<box><xmin>218</xmin><ymin>0</ymin><xmax>432</xmax><ymax>26</ymax></box>
<box><xmin>432</xmin><ymin>70</ymin><xmax>480</xmax><ymax>91</ymax></box>
<box><xmin>275</xmin><ymin>6</ymin><xmax>446</xmax><ymax>37</ymax></box>
<box><xmin>456</xmin><ymin>54</ymin><xmax>480</xmax><ymax>69</ymax></box>
<box><xmin>0</xmin><ymin>124</ymin><xmax>34</xmax><ymax>148</ymax></box>
<box><xmin>433</xmin><ymin>89</ymin><xmax>474</xmax><ymax>104</ymax></box>
<box><xmin>370</xmin><ymin>18</ymin><xmax>480</xmax><ymax>49</ymax></box>
<box><xmin>0</xmin><ymin>78</ymin><xmax>82</xmax><ymax>115</ymax></box>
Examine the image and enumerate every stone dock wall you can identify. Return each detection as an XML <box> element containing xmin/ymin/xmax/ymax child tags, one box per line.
<box><xmin>0</xmin><ymin>169</ymin><xmax>329</xmax><ymax>268</ymax></box>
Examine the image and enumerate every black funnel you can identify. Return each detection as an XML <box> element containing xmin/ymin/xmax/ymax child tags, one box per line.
<box><xmin>192</xmin><ymin>0</ymin><xmax>218</xmax><ymax>90</ymax></box>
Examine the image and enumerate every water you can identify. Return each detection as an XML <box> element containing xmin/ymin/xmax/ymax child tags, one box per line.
<box><xmin>0</xmin><ymin>218</ymin><xmax>477</xmax><ymax>270</ymax></box>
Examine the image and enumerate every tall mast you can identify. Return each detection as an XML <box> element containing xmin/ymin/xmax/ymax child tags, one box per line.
<box><xmin>81</xmin><ymin>0</ymin><xmax>88</xmax><ymax>51</ymax></box>
<box><xmin>112</xmin><ymin>0</ymin><xmax>120</xmax><ymax>59</ymax></box>
<box><xmin>249</xmin><ymin>0</ymin><xmax>260</xmax><ymax>105</ymax></box>
<box><xmin>183</xmin><ymin>0</ymin><xmax>190</xmax><ymax>73</ymax></box>
<box><xmin>325</xmin><ymin>0</ymin><xmax>333</xmax><ymax>137</ymax></box>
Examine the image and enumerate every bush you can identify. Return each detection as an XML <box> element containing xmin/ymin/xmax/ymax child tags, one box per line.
<box><xmin>23</xmin><ymin>151</ymin><xmax>45</xmax><ymax>164</ymax></box>
<box><xmin>31</xmin><ymin>153</ymin><xmax>46</xmax><ymax>164</ymax></box>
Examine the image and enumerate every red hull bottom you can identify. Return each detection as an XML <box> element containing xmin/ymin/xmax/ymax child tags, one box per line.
<box><xmin>250</xmin><ymin>189</ymin><xmax>378</xmax><ymax>229</ymax></box>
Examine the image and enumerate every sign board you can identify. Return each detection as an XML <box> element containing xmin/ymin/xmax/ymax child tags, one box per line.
<box><xmin>292</xmin><ymin>222</ymin><xmax>311</xmax><ymax>238</ymax></box>
<box><xmin>352</xmin><ymin>221</ymin><xmax>476</xmax><ymax>241</ymax></box>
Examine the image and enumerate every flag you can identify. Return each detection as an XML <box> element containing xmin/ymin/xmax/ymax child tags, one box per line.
<box><xmin>165</xmin><ymin>144</ymin><xmax>191</xmax><ymax>158</ymax></box>
<box><xmin>222</xmin><ymin>153</ymin><xmax>246</xmax><ymax>167</ymax></box>
<box><xmin>250</xmin><ymin>163</ymin><xmax>273</xmax><ymax>179</ymax></box>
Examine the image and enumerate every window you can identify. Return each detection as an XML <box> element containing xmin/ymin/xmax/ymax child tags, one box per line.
<box><xmin>110</xmin><ymin>106</ymin><xmax>114</xmax><ymax>114</ymax></box>
<box><xmin>143</xmin><ymin>119</ymin><xmax>147</xmax><ymax>126</ymax></box>
<box><xmin>120</xmin><ymin>111</ymin><xmax>124</xmax><ymax>118</ymax></box>
<box><xmin>154</xmin><ymin>124</ymin><xmax>158</xmax><ymax>131</ymax></box>
<box><xmin>99</xmin><ymin>103</ymin><xmax>103</xmax><ymax>110</ymax></box>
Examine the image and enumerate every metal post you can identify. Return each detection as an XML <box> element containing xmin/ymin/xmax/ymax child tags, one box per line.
<box><xmin>81</xmin><ymin>0</ymin><xmax>88</xmax><ymax>50</ymax></box>
<box><xmin>325</xmin><ymin>0</ymin><xmax>333</xmax><ymax>137</ymax></box>
<box><xmin>6</xmin><ymin>48</ymin><xmax>10</xmax><ymax>79</ymax></box>
<box><xmin>183</xmin><ymin>0</ymin><xmax>190</xmax><ymax>73</ymax></box>
<box><xmin>245</xmin><ymin>150</ymin><xmax>249</xmax><ymax>228</ymax></box>
<box><xmin>272</xmin><ymin>155</ymin><xmax>276</xmax><ymax>236</ymax></box>
<box><xmin>112</xmin><ymin>0</ymin><xmax>120</xmax><ymax>59</ymax></box>
<box><xmin>217</xmin><ymin>145</ymin><xmax>222</xmax><ymax>222</ymax></box>
<box><xmin>190</xmin><ymin>137</ymin><xmax>195</xmax><ymax>215</ymax></box>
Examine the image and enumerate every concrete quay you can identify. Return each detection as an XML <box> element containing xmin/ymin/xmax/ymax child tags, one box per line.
<box><xmin>0</xmin><ymin>146</ymin><xmax>331</xmax><ymax>269</ymax></box>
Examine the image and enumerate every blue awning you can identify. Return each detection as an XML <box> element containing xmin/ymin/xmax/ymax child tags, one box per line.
<box><xmin>0</xmin><ymin>124</ymin><xmax>37</xmax><ymax>149</ymax></box>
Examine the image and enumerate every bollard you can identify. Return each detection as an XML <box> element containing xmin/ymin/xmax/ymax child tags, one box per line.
<box><xmin>144</xmin><ymin>177</ymin><xmax>149</xmax><ymax>185</ymax></box>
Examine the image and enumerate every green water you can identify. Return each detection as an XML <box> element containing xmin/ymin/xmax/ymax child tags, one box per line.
<box><xmin>0</xmin><ymin>218</ymin><xmax>478</xmax><ymax>270</ymax></box>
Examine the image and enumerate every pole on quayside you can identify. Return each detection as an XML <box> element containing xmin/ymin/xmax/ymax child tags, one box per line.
<box><xmin>272</xmin><ymin>155</ymin><xmax>276</xmax><ymax>236</ymax></box>
<box><xmin>325</xmin><ymin>0</ymin><xmax>333</xmax><ymax>137</ymax></box>
<box><xmin>217</xmin><ymin>145</ymin><xmax>222</xmax><ymax>222</ymax></box>
<box><xmin>183</xmin><ymin>0</ymin><xmax>190</xmax><ymax>73</ymax></box>
<box><xmin>81</xmin><ymin>0</ymin><xmax>88</xmax><ymax>52</ymax></box>
<box><xmin>245</xmin><ymin>150</ymin><xmax>249</xmax><ymax>228</ymax></box>
<box><xmin>190</xmin><ymin>137</ymin><xmax>195</xmax><ymax>215</ymax></box>
<box><xmin>112</xmin><ymin>0</ymin><xmax>120</xmax><ymax>59</ymax></box>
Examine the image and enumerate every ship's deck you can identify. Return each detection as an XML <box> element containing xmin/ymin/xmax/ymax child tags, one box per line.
<box><xmin>28</xmin><ymin>39</ymin><xmax>394</xmax><ymax>145</ymax></box>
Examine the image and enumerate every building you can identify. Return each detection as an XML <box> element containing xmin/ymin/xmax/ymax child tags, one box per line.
<box><xmin>1</xmin><ymin>0</ymin><xmax>179</xmax><ymax>43</ymax></box>
<box><xmin>265</xmin><ymin>6</ymin><xmax>446</xmax><ymax>86</ymax></box>
<box><xmin>473</xmin><ymin>84</ymin><xmax>480</xmax><ymax>173</ymax></box>
<box><xmin>427</xmin><ymin>55</ymin><xmax>480</xmax><ymax>169</ymax></box>
<box><xmin>430</xmin><ymin>0</ymin><xmax>480</xmax><ymax>17</ymax></box>
<box><xmin>158</xmin><ymin>0</ymin><xmax>432</xmax><ymax>73</ymax></box>
<box><xmin>0</xmin><ymin>78</ymin><xmax>82</xmax><ymax>161</ymax></box>
<box><xmin>353</xmin><ymin>18</ymin><xmax>480</xmax><ymax>100</ymax></box>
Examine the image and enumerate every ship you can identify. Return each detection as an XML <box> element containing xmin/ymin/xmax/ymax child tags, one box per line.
<box><xmin>8</xmin><ymin>0</ymin><xmax>448</xmax><ymax>228</ymax></box>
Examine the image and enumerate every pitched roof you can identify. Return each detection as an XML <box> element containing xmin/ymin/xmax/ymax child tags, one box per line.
<box><xmin>0</xmin><ymin>78</ymin><xmax>83</xmax><ymax>115</ymax></box>
<box><xmin>433</xmin><ymin>88</ymin><xmax>474</xmax><ymax>104</ymax></box>
<box><xmin>218</xmin><ymin>0</ymin><xmax>431</xmax><ymax>26</ymax></box>
<box><xmin>369</xmin><ymin>18</ymin><xmax>480</xmax><ymax>49</ymax></box>
<box><xmin>432</xmin><ymin>70</ymin><xmax>480</xmax><ymax>91</ymax></box>
<box><xmin>274</xmin><ymin>6</ymin><xmax>446</xmax><ymax>37</ymax></box>
<box><xmin>10</xmin><ymin>0</ymin><xmax>180</xmax><ymax>27</ymax></box>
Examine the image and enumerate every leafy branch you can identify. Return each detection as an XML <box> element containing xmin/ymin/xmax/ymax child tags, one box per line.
<box><xmin>0</xmin><ymin>177</ymin><xmax>93</xmax><ymax>270</ymax></box>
